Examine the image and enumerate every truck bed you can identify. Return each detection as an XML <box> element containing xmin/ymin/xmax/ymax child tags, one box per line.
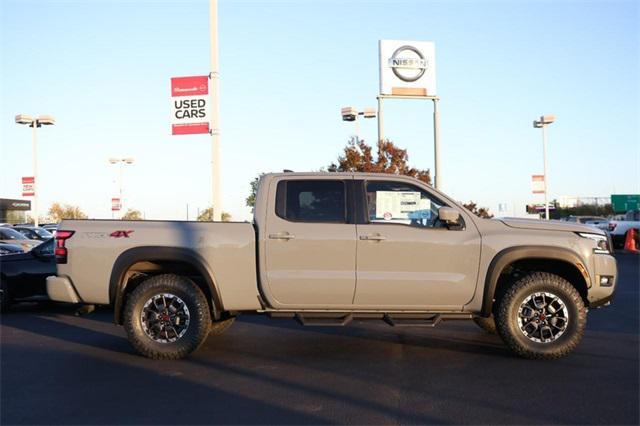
<box><xmin>55</xmin><ymin>219</ymin><xmax>260</xmax><ymax>310</ymax></box>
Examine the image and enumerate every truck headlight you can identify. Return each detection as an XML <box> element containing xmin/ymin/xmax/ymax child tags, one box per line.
<box><xmin>577</xmin><ymin>232</ymin><xmax>611</xmax><ymax>254</ymax></box>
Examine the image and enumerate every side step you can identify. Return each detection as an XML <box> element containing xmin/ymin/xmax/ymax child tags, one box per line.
<box><xmin>383</xmin><ymin>314</ymin><xmax>442</xmax><ymax>327</ymax></box>
<box><xmin>295</xmin><ymin>313</ymin><xmax>353</xmax><ymax>327</ymax></box>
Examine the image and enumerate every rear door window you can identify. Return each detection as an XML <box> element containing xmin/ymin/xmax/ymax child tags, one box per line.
<box><xmin>277</xmin><ymin>180</ymin><xmax>346</xmax><ymax>223</ymax></box>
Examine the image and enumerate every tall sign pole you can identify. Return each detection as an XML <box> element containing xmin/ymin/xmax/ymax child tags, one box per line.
<box><xmin>433</xmin><ymin>98</ymin><xmax>441</xmax><ymax>189</ymax></box>
<box><xmin>378</xmin><ymin>40</ymin><xmax>441</xmax><ymax>189</ymax></box>
<box><xmin>209</xmin><ymin>0</ymin><xmax>222</xmax><ymax>221</ymax></box>
<box><xmin>31</xmin><ymin>123</ymin><xmax>39</xmax><ymax>226</ymax></box>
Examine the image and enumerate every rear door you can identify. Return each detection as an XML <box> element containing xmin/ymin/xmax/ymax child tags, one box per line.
<box><xmin>354</xmin><ymin>179</ymin><xmax>481</xmax><ymax>310</ymax></box>
<box><xmin>263</xmin><ymin>177</ymin><xmax>357</xmax><ymax>308</ymax></box>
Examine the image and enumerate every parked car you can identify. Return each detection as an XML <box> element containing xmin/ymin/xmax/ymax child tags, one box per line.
<box><xmin>0</xmin><ymin>228</ymin><xmax>41</xmax><ymax>252</ymax></box>
<box><xmin>584</xmin><ymin>218</ymin><xmax>611</xmax><ymax>232</ymax></box>
<box><xmin>563</xmin><ymin>215</ymin><xmax>608</xmax><ymax>224</ymax></box>
<box><xmin>47</xmin><ymin>172</ymin><xmax>617</xmax><ymax>360</ymax></box>
<box><xmin>0</xmin><ymin>238</ymin><xmax>55</xmax><ymax>312</ymax></box>
<box><xmin>12</xmin><ymin>226</ymin><xmax>53</xmax><ymax>241</ymax></box>
<box><xmin>608</xmin><ymin>210</ymin><xmax>640</xmax><ymax>248</ymax></box>
<box><xmin>0</xmin><ymin>242</ymin><xmax>25</xmax><ymax>255</ymax></box>
<box><xmin>41</xmin><ymin>224</ymin><xmax>58</xmax><ymax>235</ymax></box>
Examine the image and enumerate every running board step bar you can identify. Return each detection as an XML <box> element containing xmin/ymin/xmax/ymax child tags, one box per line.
<box><xmin>295</xmin><ymin>313</ymin><xmax>353</xmax><ymax>326</ymax></box>
<box><xmin>265</xmin><ymin>312</ymin><xmax>472</xmax><ymax>327</ymax></box>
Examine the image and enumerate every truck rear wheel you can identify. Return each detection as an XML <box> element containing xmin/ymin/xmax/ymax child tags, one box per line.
<box><xmin>123</xmin><ymin>274</ymin><xmax>211</xmax><ymax>360</ymax></box>
<box><xmin>495</xmin><ymin>272</ymin><xmax>586</xmax><ymax>359</ymax></box>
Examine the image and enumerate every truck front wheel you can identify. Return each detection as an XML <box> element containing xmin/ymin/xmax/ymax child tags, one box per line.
<box><xmin>123</xmin><ymin>274</ymin><xmax>211</xmax><ymax>360</ymax></box>
<box><xmin>495</xmin><ymin>272</ymin><xmax>586</xmax><ymax>359</ymax></box>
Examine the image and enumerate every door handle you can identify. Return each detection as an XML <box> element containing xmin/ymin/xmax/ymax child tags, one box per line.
<box><xmin>360</xmin><ymin>234</ymin><xmax>387</xmax><ymax>241</ymax></box>
<box><xmin>269</xmin><ymin>232</ymin><xmax>295</xmax><ymax>240</ymax></box>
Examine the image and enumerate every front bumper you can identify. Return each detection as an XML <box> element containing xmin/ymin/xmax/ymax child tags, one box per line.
<box><xmin>587</xmin><ymin>254</ymin><xmax>617</xmax><ymax>308</ymax></box>
<box><xmin>46</xmin><ymin>276</ymin><xmax>82</xmax><ymax>303</ymax></box>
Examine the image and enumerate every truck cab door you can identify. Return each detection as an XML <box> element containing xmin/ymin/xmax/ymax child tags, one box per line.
<box><xmin>354</xmin><ymin>179</ymin><xmax>481</xmax><ymax>310</ymax></box>
<box><xmin>262</xmin><ymin>178</ymin><xmax>357</xmax><ymax>308</ymax></box>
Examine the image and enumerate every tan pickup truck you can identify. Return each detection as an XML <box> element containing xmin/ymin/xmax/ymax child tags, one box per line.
<box><xmin>47</xmin><ymin>172</ymin><xmax>617</xmax><ymax>360</ymax></box>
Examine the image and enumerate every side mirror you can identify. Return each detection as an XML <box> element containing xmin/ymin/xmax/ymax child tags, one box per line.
<box><xmin>438</xmin><ymin>207</ymin><xmax>460</xmax><ymax>225</ymax></box>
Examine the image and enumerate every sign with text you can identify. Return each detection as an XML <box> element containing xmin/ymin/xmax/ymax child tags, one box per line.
<box><xmin>374</xmin><ymin>191</ymin><xmax>431</xmax><ymax>223</ymax></box>
<box><xmin>531</xmin><ymin>175</ymin><xmax>545</xmax><ymax>194</ymax></box>
<box><xmin>171</xmin><ymin>75</ymin><xmax>210</xmax><ymax>135</ymax></box>
<box><xmin>379</xmin><ymin>40</ymin><xmax>436</xmax><ymax>97</ymax></box>
<box><xmin>22</xmin><ymin>176</ymin><xmax>35</xmax><ymax>196</ymax></box>
<box><xmin>111</xmin><ymin>198</ymin><xmax>121</xmax><ymax>211</ymax></box>
<box><xmin>611</xmin><ymin>194</ymin><xmax>640</xmax><ymax>213</ymax></box>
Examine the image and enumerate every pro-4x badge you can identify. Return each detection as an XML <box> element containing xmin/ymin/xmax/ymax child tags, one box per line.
<box><xmin>110</xmin><ymin>230</ymin><xmax>134</xmax><ymax>238</ymax></box>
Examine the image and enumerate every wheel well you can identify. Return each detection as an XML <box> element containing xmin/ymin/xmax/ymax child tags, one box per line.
<box><xmin>492</xmin><ymin>258</ymin><xmax>590</xmax><ymax>313</ymax></box>
<box><xmin>117</xmin><ymin>260</ymin><xmax>218</xmax><ymax>323</ymax></box>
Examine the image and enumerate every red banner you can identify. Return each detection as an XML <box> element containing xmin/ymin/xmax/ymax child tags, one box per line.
<box><xmin>22</xmin><ymin>176</ymin><xmax>35</xmax><ymax>196</ymax></box>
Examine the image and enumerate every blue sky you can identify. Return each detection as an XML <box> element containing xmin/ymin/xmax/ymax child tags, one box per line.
<box><xmin>1</xmin><ymin>0</ymin><xmax>638</xmax><ymax>221</ymax></box>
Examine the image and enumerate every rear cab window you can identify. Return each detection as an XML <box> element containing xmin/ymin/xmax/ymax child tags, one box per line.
<box><xmin>276</xmin><ymin>180</ymin><xmax>347</xmax><ymax>223</ymax></box>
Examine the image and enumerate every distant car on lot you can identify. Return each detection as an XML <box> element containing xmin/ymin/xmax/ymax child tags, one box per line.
<box><xmin>0</xmin><ymin>242</ymin><xmax>24</xmax><ymax>255</ymax></box>
<box><xmin>41</xmin><ymin>224</ymin><xmax>58</xmax><ymax>235</ymax></box>
<box><xmin>608</xmin><ymin>210</ymin><xmax>640</xmax><ymax>248</ymax></box>
<box><xmin>0</xmin><ymin>228</ymin><xmax>41</xmax><ymax>252</ymax></box>
<box><xmin>563</xmin><ymin>215</ymin><xmax>608</xmax><ymax>224</ymax></box>
<box><xmin>584</xmin><ymin>218</ymin><xmax>611</xmax><ymax>231</ymax></box>
<box><xmin>0</xmin><ymin>238</ymin><xmax>55</xmax><ymax>312</ymax></box>
<box><xmin>12</xmin><ymin>226</ymin><xmax>53</xmax><ymax>241</ymax></box>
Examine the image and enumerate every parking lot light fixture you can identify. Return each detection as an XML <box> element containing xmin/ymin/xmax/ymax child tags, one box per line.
<box><xmin>532</xmin><ymin>115</ymin><xmax>555</xmax><ymax>220</ymax></box>
<box><xmin>15</xmin><ymin>114</ymin><xmax>56</xmax><ymax>227</ymax></box>
<box><xmin>108</xmin><ymin>158</ymin><xmax>135</xmax><ymax>218</ymax></box>
<box><xmin>341</xmin><ymin>106</ymin><xmax>377</xmax><ymax>142</ymax></box>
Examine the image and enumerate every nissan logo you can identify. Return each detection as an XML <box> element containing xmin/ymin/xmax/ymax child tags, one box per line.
<box><xmin>388</xmin><ymin>45</ymin><xmax>428</xmax><ymax>82</ymax></box>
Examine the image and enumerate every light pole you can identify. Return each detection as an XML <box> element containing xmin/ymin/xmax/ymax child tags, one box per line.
<box><xmin>108</xmin><ymin>158</ymin><xmax>134</xmax><ymax>218</ymax></box>
<box><xmin>15</xmin><ymin>114</ymin><xmax>55</xmax><ymax>227</ymax></box>
<box><xmin>209</xmin><ymin>0</ymin><xmax>222</xmax><ymax>221</ymax></box>
<box><xmin>533</xmin><ymin>115</ymin><xmax>555</xmax><ymax>220</ymax></box>
<box><xmin>341</xmin><ymin>107</ymin><xmax>377</xmax><ymax>142</ymax></box>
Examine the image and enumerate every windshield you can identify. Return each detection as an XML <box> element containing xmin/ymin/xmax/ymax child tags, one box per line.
<box><xmin>33</xmin><ymin>228</ymin><xmax>53</xmax><ymax>238</ymax></box>
<box><xmin>0</xmin><ymin>228</ymin><xmax>28</xmax><ymax>240</ymax></box>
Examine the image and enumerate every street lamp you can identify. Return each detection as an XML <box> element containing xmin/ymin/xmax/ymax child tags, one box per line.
<box><xmin>15</xmin><ymin>114</ymin><xmax>56</xmax><ymax>227</ymax></box>
<box><xmin>533</xmin><ymin>115</ymin><xmax>556</xmax><ymax>220</ymax></box>
<box><xmin>108</xmin><ymin>158</ymin><xmax>135</xmax><ymax>218</ymax></box>
<box><xmin>341</xmin><ymin>106</ymin><xmax>376</xmax><ymax>142</ymax></box>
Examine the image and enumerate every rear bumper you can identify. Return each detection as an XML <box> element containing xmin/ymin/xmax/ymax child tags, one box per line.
<box><xmin>46</xmin><ymin>276</ymin><xmax>81</xmax><ymax>303</ymax></box>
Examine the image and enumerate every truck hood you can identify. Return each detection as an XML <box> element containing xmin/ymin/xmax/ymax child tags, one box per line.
<box><xmin>497</xmin><ymin>218</ymin><xmax>605</xmax><ymax>235</ymax></box>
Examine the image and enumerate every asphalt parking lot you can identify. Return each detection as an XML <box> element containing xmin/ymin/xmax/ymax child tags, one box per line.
<box><xmin>1</xmin><ymin>254</ymin><xmax>638</xmax><ymax>425</ymax></box>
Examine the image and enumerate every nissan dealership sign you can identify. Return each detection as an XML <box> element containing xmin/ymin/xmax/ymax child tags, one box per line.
<box><xmin>379</xmin><ymin>40</ymin><xmax>436</xmax><ymax>97</ymax></box>
<box><xmin>171</xmin><ymin>75</ymin><xmax>210</xmax><ymax>135</ymax></box>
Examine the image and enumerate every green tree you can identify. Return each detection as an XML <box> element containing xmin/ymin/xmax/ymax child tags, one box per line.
<box><xmin>328</xmin><ymin>137</ymin><xmax>431</xmax><ymax>184</ymax></box>
<box><xmin>48</xmin><ymin>203</ymin><xmax>88</xmax><ymax>221</ymax></box>
<box><xmin>462</xmin><ymin>201</ymin><xmax>493</xmax><ymax>218</ymax></box>
<box><xmin>121</xmin><ymin>209</ymin><xmax>143</xmax><ymax>220</ymax></box>
<box><xmin>246</xmin><ymin>173</ymin><xmax>265</xmax><ymax>209</ymax></box>
<box><xmin>197</xmin><ymin>207</ymin><xmax>231</xmax><ymax>222</ymax></box>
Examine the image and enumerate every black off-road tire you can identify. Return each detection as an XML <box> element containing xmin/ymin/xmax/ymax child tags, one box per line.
<box><xmin>0</xmin><ymin>280</ymin><xmax>12</xmax><ymax>314</ymax></box>
<box><xmin>210</xmin><ymin>317</ymin><xmax>235</xmax><ymax>335</ymax></box>
<box><xmin>495</xmin><ymin>272</ymin><xmax>586</xmax><ymax>360</ymax></box>
<box><xmin>473</xmin><ymin>315</ymin><xmax>497</xmax><ymax>334</ymax></box>
<box><xmin>123</xmin><ymin>274</ymin><xmax>211</xmax><ymax>360</ymax></box>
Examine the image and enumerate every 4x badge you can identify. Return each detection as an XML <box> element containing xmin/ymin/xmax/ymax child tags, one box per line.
<box><xmin>110</xmin><ymin>230</ymin><xmax>134</xmax><ymax>238</ymax></box>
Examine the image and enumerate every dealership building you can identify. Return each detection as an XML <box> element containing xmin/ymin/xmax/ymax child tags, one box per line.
<box><xmin>0</xmin><ymin>198</ymin><xmax>31</xmax><ymax>224</ymax></box>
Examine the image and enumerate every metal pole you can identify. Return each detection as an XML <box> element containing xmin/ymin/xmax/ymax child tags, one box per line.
<box><xmin>542</xmin><ymin>124</ymin><xmax>549</xmax><ymax>220</ymax></box>
<box><xmin>355</xmin><ymin>116</ymin><xmax>360</xmax><ymax>143</ymax></box>
<box><xmin>433</xmin><ymin>98</ymin><xmax>441</xmax><ymax>190</ymax></box>
<box><xmin>209</xmin><ymin>0</ymin><xmax>222</xmax><ymax>221</ymax></box>
<box><xmin>377</xmin><ymin>96</ymin><xmax>384</xmax><ymax>143</ymax></box>
<box><xmin>119</xmin><ymin>162</ymin><xmax>124</xmax><ymax>219</ymax></box>
<box><xmin>31</xmin><ymin>122</ymin><xmax>38</xmax><ymax>227</ymax></box>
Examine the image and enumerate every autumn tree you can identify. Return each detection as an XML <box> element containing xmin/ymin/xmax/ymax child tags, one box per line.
<box><xmin>121</xmin><ymin>209</ymin><xmax>143</xmax><ymax>220</ymax></box>
<box><xmin>48</xmin><ymin>203</ymin><xmax>88</xmax><ymax>222</ymax></box>
<box><xmin>328</xmin><ymin>138</ymin><xmax>431</xmax><ymax>184</ymax></box>
<box><xmin>197</xmin><ymin>207</ymin><xmax>231</xmax><ymax>222</ymax></box>
<box><xmin>462</xmin><ymin>201</ymin><xmax>493</xmax><ymax>218</ymax></box>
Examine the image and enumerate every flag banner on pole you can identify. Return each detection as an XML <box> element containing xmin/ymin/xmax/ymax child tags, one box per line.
<box><xmin>171</xmin><ymin>76</ymin><xmax>210</xmax><ymax>135</ymax></box>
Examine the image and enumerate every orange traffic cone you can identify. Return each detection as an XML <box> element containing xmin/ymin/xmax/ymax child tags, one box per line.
<box><xmin>623</xmin><ymin>228</ymin><xmax>639</xmax><ymax>253</ymax></box>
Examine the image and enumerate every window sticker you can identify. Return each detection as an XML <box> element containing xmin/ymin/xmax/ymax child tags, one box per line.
<box><xmin>375</xmin><ymin>191</ymin><xmax>431</xmax><ymax>220</ymax></box>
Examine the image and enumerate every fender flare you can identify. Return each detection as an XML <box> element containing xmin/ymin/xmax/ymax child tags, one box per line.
<box><xmin>109</xmin><ymin>246</ymin><xmax>223</xmax><ymax>324</ymax></box>
<box><xmin>480</xmin><ymin>245</ymin><xmax>590</xmax><ymax>317</ymax></box>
